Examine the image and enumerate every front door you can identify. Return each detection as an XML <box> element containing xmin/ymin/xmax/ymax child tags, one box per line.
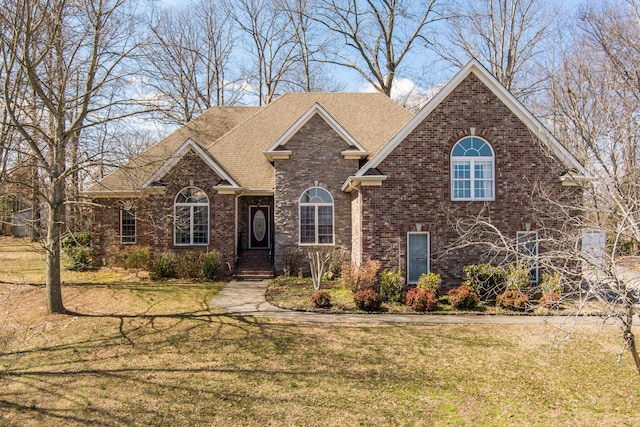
<box><xmin>249</xmin><ymin>206</ymin><xmax>270</xmax><ymax>249</ymax></box>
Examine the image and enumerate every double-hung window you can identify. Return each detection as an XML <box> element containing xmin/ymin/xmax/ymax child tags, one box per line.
<box><xmin>299</xmin><ymin>187</ymin><xmax>334</xmax><ymax>244</ymax></box>
<box><xmin>120</xmin><ymin>209</ymin><xmax>136</xmax><ymax>244</ymax></box>
<box><xmin>451</xmin><ymin>137</ymin><xmax>495</xmax><ymax>201</ymax></box>
<box><xmin>174</xmin><ymin>187</ymin><xmax>209</xmax><ymax>245</ymax></box>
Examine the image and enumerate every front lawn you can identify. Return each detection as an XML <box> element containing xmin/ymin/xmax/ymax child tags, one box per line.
<box><xmin>1</xmin><ymin>237</ymin><xmax>639</xmax><ymax>425</ymax></box>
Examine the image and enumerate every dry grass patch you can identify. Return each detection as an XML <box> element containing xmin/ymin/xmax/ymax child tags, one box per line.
<box><xmin>1</xmin><ymin>237</ymin><xmax>639</xmax><ymax>425</ymax></box>
<box><xmin>1</xmin><ymin>282</ymin><xmax>639</xmax><ymax>426</ymax></box>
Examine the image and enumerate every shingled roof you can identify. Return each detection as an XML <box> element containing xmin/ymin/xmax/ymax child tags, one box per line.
<box><xmin>85</xmin><ymin>92</ymin><xmax>412</xmax><ymax>196</ymax></box>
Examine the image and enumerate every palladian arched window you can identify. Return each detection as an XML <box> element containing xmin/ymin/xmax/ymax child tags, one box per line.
<box><xmin>299</xmin><ymin>187</ymin><xmax>334</xmax><ymax>244</ymax></box>
<box><xmin>174</xmin><ymin>187</ymin><xmax>209</xmax><ymax>245</ymax></box>
<box><xmin>451</xmin><ymin>137</ymin><xmax>495</xmax><ymax>201</ymax></box>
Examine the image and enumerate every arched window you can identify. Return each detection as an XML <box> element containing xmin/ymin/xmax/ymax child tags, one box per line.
<box><xmin>451</xmin><ymin>137</ymin><xmax>495</xmax><ymax>201</ymax></box>
<box><xmin>299</xmin><ymin>187</ymin><xmax>334</xmax><ymax>244</ymax></box>
<box><xmin>174</xmin><ymin>187</ymin><xmax>209</xmax><ymax>245</ymax></box>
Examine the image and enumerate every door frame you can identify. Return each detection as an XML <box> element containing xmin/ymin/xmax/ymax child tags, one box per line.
<box><xmin>407</xmin><ymin>232</ymin><xmax>430</xmax><ymax>284</ymax></box>
<box><xmin>249</xmin><ymin>205</ymin><xmax>270</xmax><ymax>249</ymax></box>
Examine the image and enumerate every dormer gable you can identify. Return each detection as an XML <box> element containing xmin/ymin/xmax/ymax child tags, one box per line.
<box><xmin>263</xmin><ymin>102</ymin><xmax>369</xmax><ymax>161</ymax></box>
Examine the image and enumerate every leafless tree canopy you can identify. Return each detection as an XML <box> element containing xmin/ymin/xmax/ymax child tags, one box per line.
<box><xmin>0</xmin><ymin>0</ymin><xmax>143</xmax><ymax>313</ymax></box>
<box><xmin>314</xmin><ymin>0</ymin><xmax>445</xmax><ymax>97</ymax></box>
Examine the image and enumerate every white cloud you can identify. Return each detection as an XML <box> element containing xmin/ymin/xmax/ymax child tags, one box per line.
<box><xmin>361</xmin><ymin>77</ymin><xmax>440</xmax><ymax>112</ymax></box>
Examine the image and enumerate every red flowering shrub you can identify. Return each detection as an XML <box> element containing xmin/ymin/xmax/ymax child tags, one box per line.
<box><xmin>538</xmin><ymin>292</ymin><xmax>560</xmax><ymax>308</ymax></box>
<box><xmin>496</xmin><ymin>290</ymin><xmax>530</xmax><ymax>311</ymax></box>
<box><xmin>310</xmin><ymin>290</ymin><xmax>331</xmax><ymax>308</ymax></box>
<box><xmin>406</xmin><ymin>288</ymin><xmax>437</xmax><ymax>312</ymax></box>
<box><xmin>353</xmin><ymin>289</ymin><xmax>381</xmax><ymax>312</ymax></box>
<box><xmin>447</xmin><ymin>284</ymin><xmax>479</xmax><ymax>310</ymax></box>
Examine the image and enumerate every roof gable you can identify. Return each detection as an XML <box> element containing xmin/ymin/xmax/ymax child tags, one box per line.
<box><xmin>264</xmin><ymin>103</ymin><xmax>368</xmax><ymax>161</ymax></box>
<box><xmin>144</xmin><ymin>139</ymin><xmax>240</xmax><ymax>189</ymax></box>
<box><xmin>205</xmin><ymin>93</ymin><xmax>413</xmax><ymax>190</ymax></box>
<box><xmin>356</xmin><ymin>60</ymin><xmax>588</xmax><ymax>178</ymax></box>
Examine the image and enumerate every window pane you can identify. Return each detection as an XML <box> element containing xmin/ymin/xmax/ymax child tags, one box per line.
<box><xmin>121</xmin><ymin>210</ymin><xmax>136</xmax><ymax>244</ymax></box>
<box><xmin>192</xmin><ymin>206</ymin><xmax>209</xmax><ymax>244</ymax></box>
<box><xmin>317</xmin><ymin>206</ymin><xmax>333</xmax><ymax>243</ymax></box>
<box><xmin>453</xmin><ymin>162</ymin><xmax>470</xmax><ymax>179</ymax></box>
<box><xmin>474</xmin><ymin>161</ymin><xmax>493</xmax><ymax>179</ymax></box>
<box><xmin>175</xmin><ymin>206</ymin><xmax>191</xmax><ymax>244</ymax></box>
<box><xmin>300</xmin><ymin>206</ymin><xmax>315</xmax><ymax>243</ymax></box>
<box><xmin>408</xmin><ymin>233</ymin><xmax>429</xmax><ymax>283</ymax></box>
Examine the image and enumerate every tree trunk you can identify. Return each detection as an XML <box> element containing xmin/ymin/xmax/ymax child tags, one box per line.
<box><xmin>623</xmin><ymin>290</ymin><xmax>640</xmax><ymax>377</ymax></box>
<box><xmin>45</xmin><ymin>175</ymin><xmax>65</xmax><ymax>314</ymax></box>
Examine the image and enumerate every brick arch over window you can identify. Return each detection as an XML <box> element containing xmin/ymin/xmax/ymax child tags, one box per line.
<box><xmin>299</xmin><ymin>187</ymin><xmax>334</xmax><ymax>244</ymax></box>
<box><xmin>450</xmin><ymin>136</ymin><xmax>495</xmax><ymax>201</ymax></box>
<box><xmin>174</xmin><ymin>187</ymin><xmax>209</xmax><ymax>245</ymax></box>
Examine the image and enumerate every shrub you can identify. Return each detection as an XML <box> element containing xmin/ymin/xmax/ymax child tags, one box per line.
<box><xmin>150</xmin><ymin>254</ymin><xmax>177</xmax><ymax>280</ymax></box>
<box><xmin>539</xmin><ymin>292</ymin><xmax>560</xmax><ymax>308</ymax></box>
<box><xmin>463</xmin><ymin>263</ymin><xmax>508</xmax><ymax>301</ymax></box>
<box><xmin>506</xmin><ymin>263</ymin><xmax>532</xmax><ymax>291</ymax></box>
<box><xmin>406</xmin><ymin>288</ymin><xmax>437</xmax><ymax>312</ymax></box>
<box><xmin>282</xmin><ymin>249</ymin><xmax>302</xmax><ymax>277</ymax></box>
<box><xmin>447</xmin><ymin>284</ymin><xmax>479</xmax><ymax>310</ymax></box>
<box><xmin>62</xmin><ymin>233</ymin><xmax>92</xmax><ymax>271</ymax></box>
<box><xmin>201</xmin><ymin>250</ymin><xmax>221</xmax><ymax>280</ymax></box>
<box><xmin>416</xmin><ymin>272</ymin><xmax>441</xmax><ymax>295</ymax></box>
<box><xmin>310</xmin><ymin>290</ymin><xmax>331</xmax><ymax>308</ymax></box>
<box><xmin>540</xmin><ymin>272</ymin><xmax>562</xmax><ymax>295</ymax></box>
<box><xmin>326</xmin><ymin>249</ymin><xmax>346</xmax><ymax>279</ymax></box>
<box><xmin>174</xmin><ymin>251</ymin><xmax>204</xmax><ymax>279</ymax></box>
<box><xmin>342</xmin><ymin>259</ymin><xmax>380</xmax><ymax>293</ymax></box>
<box><xmin>125</xmin><ymin>248</ymin><xmax>151</xmax><ymax>270</ymax></box>
<box><xmin>496</xmin><ymin>289</ymin><xmax>530</xmax><ymax>311</ymax></box>
<box><xmin>353</xmin><ymin>289</ymin><xmax>381</xmax><ymax>312</ymax></box>
<box><xmin>379</xmin><ymin>269</ymin><xmax>404</xmax><ymax>303</ymax></box>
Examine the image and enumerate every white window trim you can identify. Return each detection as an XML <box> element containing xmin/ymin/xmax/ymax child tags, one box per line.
<box><xmin>450</xmin><ymin>137</ymin><xmax>495</xmax><ymax>201</ymax></box>
<box><xmin>120</xmin><ymin>209</ymin><xmax>136</xmax><ymax>245</ymax></box>
<box><xmin>173</xmin><ymin>187</ymin><xmax>210</xmax><ymax>246</ymax></box>
<box><xmin>407</xmin><ymin>232</ymin><xmax>430</xmax><ymax>284</ymax></box>
<box><xmin>298</xmin><ymin>187</ymin><xmax>335</xmax><ymax>246</ymax></box>
<box><xmin>517</xmin><ymin>231</ymin><xmax>539</xmax><ymax>283</ymax></box>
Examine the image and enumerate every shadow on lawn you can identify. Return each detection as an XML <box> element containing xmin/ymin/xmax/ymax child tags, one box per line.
<box><xmin>0</xmin><ymin>306</ymin><xmax>414</xmax><ymax>426</ymax></box>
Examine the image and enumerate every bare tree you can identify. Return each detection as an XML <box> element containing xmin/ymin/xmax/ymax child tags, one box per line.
<box><xmin>452</xmin><ymin>0</ymin><xmax>640</xmax><ymax>376</ymax></box>
<box><xmin>436</xmin><ymin>0</ymin><xmax>555</xmax><ymax>100</ymax></box>
<box><xmin>314</xmin><ymin>0</ymin><xmax>445</xmax><ymax>97</ymax></box>
<box><xmin>0</xmin><ymin>0</ymin><xmax>141</xmax><ymax>313</ymax></box>
<box><xmin>282</xmin><ymin>0</ymin><xmax>341</xmax><ymax>92</ymax></box>
<box><xmin>144</xmin><ymin>0</ymin><xmax>240</xmax><ymax>125</ymax></box>
<box><xmin>229</xmin><ymin>0</ymin><xmax>301</xmax><ymax>105</ymax></box>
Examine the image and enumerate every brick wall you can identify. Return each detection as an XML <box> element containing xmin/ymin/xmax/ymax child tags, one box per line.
<box><xmin>360</xmin><ymin>73</ymin><xmax>582</xmax><ymax>288</ymax></box>
<box><xmin>91</xmin><ymin>149</ymin><xmax>236</xmax><ymax>270</ymax></box>
<box><xmin>273</xmin><ymin>114</ymin><xmax>360</xmax><ymax>274</ymax></box>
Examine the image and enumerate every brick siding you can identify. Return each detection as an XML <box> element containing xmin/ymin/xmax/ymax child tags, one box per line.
<box><xmin>360</xmin><ymin>73</ymin><xmax>582</xmax><ymax>288</ymax></box>
<box><xmin>273</xmin><ymin>114</ymin><xmax>360</xmax><ymax>274</ymax></box>
<box><xmin>91</xmin><ymin>149</ymin><xmax>236</xmax><ymax>271</ymax></box>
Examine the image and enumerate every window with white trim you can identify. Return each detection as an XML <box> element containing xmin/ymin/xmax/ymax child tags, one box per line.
<box><xmin>451</xmin><ymin>137</ymin><xmax>495</xmax><ymax>201</ymax></box>
<box><xmin>517</xmin><ymin>231</ymin><xmax>539</xmax><ymax>283</ymax></box>
<box><xmin>407</xmin><ymin>232</ymin><xmax>430</xmax><ymax>284</ymax></box>
<box><xmin>299</xmin><ymin>187</ymin><xmax>334</xmax><ymax>244</ymax></box>
<box><xmin>120</xmin><ymin>209</ymin><xmax>136</xmax><ymax>244</ymax></box>
<box><xmin>174</xmin><ymin>187</ymin><xmax>209</xmax><ymax>245</ymax></box>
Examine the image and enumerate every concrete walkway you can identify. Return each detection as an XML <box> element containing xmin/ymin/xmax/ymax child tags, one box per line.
<box><xmin>212</xmin><ymin>280</ymin><xmax>610</xmax><ymax>325</ymax></box>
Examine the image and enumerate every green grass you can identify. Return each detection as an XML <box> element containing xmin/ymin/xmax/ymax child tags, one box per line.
<box><xmin>1</xmin><ymin>237</ymin><xmax>639</xmax><ymax>425</ymax></box>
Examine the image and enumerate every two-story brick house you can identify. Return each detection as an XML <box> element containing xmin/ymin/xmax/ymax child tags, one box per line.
<box><xmin>85</xmin><ymin>61</ymin><xmax>587</xmax><ymax>286</ymax></box>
